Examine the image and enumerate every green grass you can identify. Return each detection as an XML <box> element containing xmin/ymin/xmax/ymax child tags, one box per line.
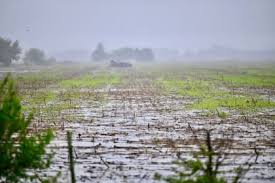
<box><xmin>59</xmin><ymin>73</ymin><xmax>121</xmax><ymax>88</ymax></box>
<box><xmin>17</xmin><ymin>69</ymin><xmax>121</xmax><ymax>120</ymax></box>
<box><xmin>192</xmin><ymin>95</ymin><xmax>275</xmax><ymax>111</ymax></box>
<box><xmin>157</xmin><ymin>77</ymin><xmax>220</xmax><ymax>97</ymax></box>
<box><xmin>157</xmin><ymin>67</ymin><xmax>275</xmax><ymax>112</ymax></box>
<box><xmin>11</xmin><ymin>63</ymin><xmax>275</xmax><ymax>120</ymax></box>
<box><xmin>218</xmin><ymin>74</ymin><xmax>275</xmax><ymax>88</ymax></box>
<box><xmin>22</xmin><ymin>90</ymin><xmax>57</xmax><ymax>105</ymax></box>
<box><xmin>17</xmin><ymin>71</ymin><xmax>62</xmax><ymax>86</ymax></box>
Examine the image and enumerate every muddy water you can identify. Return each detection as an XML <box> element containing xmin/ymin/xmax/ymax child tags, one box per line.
<box><xmin>44</xmin><ymin>80</ymin><xmax>275</xmax><ymax>183</ymax></box>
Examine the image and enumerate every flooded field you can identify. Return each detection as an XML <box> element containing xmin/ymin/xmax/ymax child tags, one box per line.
<box><xmin>1</xmin><ymin>63</ymin><xmax>275</xmax><ymax>183</ymax></box>
<box><xmin>2</xmin><ymin>1</ymin><xmax>275</xmax><ymax>182</ymax></box>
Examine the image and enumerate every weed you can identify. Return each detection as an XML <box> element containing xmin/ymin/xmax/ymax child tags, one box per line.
<box><xmin>155</xmin><ymin>131</ymin><xmax>258</xmax><ymax>183</ymax></box>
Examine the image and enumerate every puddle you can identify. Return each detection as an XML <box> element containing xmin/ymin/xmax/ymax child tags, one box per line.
<box><xmin>42</xmin><ymin>82</ymin><xmax>275</xmax><ymax>183</ymax></box>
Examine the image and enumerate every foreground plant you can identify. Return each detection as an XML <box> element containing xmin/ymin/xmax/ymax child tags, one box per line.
<box><xmin>155</xmin><ymin>131</ymin><xmax>258</xmax><ymax>183</ymax></box>
<box><xmin>67</xmin><ymin>131</ymin><xmax>76</xmax><ymax>183</ymax></box>
<box><xmin>0</xmin><ymin>74</ymin><xmax>54</xmax><ymax>182</ymax></box>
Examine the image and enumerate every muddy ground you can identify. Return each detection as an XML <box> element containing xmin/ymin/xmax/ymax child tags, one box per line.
<box><xmin>39</xmin><ymin>71</ymin><xmax>275</xmax><ymax>183</ymax></box>
<box><xmin>1</xmin><ymin>65</ymin><xmax>274</xmax><ymax>183</ymax></box>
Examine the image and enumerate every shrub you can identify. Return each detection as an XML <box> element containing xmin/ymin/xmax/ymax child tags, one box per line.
<box><xmin>0</xmin><ymin>74</ymin><xmax>54</xmax><ymax>182</ymax></box>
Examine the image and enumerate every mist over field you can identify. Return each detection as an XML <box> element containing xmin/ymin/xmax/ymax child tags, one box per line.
<box><xmin>1</xmin><ymin>1</ymin><xmax>275</xmax><ymax>183</ymax></box>
<box><xmin>1</xmin><ymin>0</ymin><xmax>275</xmax><ymax>62</ymax></box>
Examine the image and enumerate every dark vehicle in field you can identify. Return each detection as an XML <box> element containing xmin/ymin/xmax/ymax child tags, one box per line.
<box><xmin>110</xmin><ymin>60</ymin><xmax>132</xmax><ymax>67</ymax></box>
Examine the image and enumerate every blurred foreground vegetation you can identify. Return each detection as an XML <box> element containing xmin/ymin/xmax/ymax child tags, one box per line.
<box><xmin>0</xmin><ymin>75</ymin><xmax>54</xmax><ymax>182</ymax></box>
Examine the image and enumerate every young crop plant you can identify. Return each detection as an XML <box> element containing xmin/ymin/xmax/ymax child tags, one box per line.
<box><xmin>216</xmin><ymin>109</ymin><xmax>228</xmax><ymax>119</ymax></box>
<box><xmin>0</xmin><ymin>74</ymin><xmax>55</xmax><ymax>183</ymax></box>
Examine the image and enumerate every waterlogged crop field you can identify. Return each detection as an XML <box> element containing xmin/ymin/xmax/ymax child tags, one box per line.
<box><xmin>1</xmin><ymin>62</ymin><xmax>275</xmax><ymax>182</ymax></box>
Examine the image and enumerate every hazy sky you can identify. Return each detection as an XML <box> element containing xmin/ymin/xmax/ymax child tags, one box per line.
<box><xmin>0</xmin><ymin>0</ymin><xmax>274</xmax><ymax>52</ymax></box>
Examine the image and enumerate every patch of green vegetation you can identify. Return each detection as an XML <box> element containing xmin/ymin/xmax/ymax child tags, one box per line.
<box><xmin>178</xmin><ymin>81</ymin><xmax>219</xmax><ymax>98</ymax></box>
<box><xmin>44</xmin><ymin>102</ymin><xmax>73</xmax><ymax>114</ymax></box>
<box><xmin>192</xmin><ymin>95</ymin><xmax>275</xmax><ymax>111</ymax></box>
<box><xmin>59</xmin><ymin>73</ymin><xmax>121</xmax><ymax>88</ymax></box>
<box><xmin>216</xmin><ymin>110</ymin><xmax>228</xmax><ymax>119</ymax></box>
<box><xmin>22</xmin><ymin>97</ymin><xmax>76</xmax><ymax>119</ymax></box>
<box><xmin>157</xmin><ymin>78</ymin><xmax>220</xmax><ymax>97</ymax></box>
<box><xmin>21</xmin><ymin>90</ymin><xmax>57</xmax><ymax>107</ymax></box>
<box><xmin>219</xmin><ymin>74</ymin><xmax>275</xmax><ymax>88</ymax></box>
<box><xmin>240</xmin><ymin>66</ymin><xmax>275</xmax><ymax>77</ymax></box>
<box><xmin>20</xmin><ymin>90</ymin><xmax>59</xmax><ymax>116</ymax></box>
<box><xmin>157</xmin><ymin>78</ymin><xmax>185</xmax><ymax>93</ymax></box>
<box><xmin>17</xmin><ymin>71</ymin><xmax>62</xmax><ymax>86</ymax></box>
<box><xmin>157</xmin><ymin>70</ymin><xmax>275</xmax><ymax>112</ymax></box>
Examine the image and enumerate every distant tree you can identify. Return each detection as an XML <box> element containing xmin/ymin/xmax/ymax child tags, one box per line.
<box><xmin>135</xmin><ymin>48</ymin><xmax>154</xmax><ymax>61</ymax></box>
<box><xmin>46</xmin><ymin>57</ymin><xmax>57</xmax><ymax>64</ymax></box>
<box><xmin>110</xmin><ymin>47</ymin><xmax>135</xmax><ymax>61</ymax></box>
<box><xmin>0</xmin><ymin>37</ymin><xmax>21</xmax><ymax>66</ymax></box>
<box><xmin>91</xmin><ymin>43</ymin><xmax>107</xmax><ymax>61</ymax></box>
<box><xmin>23</xmin><ymin>48</ymin><xmax>46</xmax><ymax>65</ymax></box>
<box><xmin>109</xmin><ymin>47</ymin><xmax>155</xmax><ymax>62</ymax></box>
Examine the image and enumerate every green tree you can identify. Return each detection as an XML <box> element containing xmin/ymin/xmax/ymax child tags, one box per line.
<box><xmin>137</xmin><ymin>48</ymin><xmax>154</xmax><ymax>61</ymax></box>
<box><xmin>0</xmin><ymin>37</ymin><xmax>21</xmax><ymax>66</ymax></box>
<box><xmin>110</xmin><ymin>47</ymin><xmax>135</xmax><ymax>61</ymax></box>
<box><xmin>46</xmin><ymin>57</ymin><xmax>57</xmax><ymax>65</ymax></box>
<box><xmin>91</xmin><ymin>43</ymin><xmax>107</xmax><ymax>61</ymax></box>
<box><xmin>0</xmin><ymin>74</ymin><xmax>54</xmax><ymax>182</ymax></box>
<box><xmin>23</xmin><ymin>48</ymin><xmax>46</xmax><ymax>65</ymax></box>
<box><xmin>109</xmin><ymin>47</ymin><xmax>155</xmax><ymax>62</ymax></box>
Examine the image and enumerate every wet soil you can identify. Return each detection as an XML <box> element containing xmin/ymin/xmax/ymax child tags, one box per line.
<box><xmin>44</xmin><ymin>77</ymin><xmax>275</xmax><ymax>183</ymax></box>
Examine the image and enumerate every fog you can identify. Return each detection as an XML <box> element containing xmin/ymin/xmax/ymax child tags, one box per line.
<box><xmin>1</xmin><ymin>2</ymin><xmax>275</xmax><ymax>183</ymax></box>
<box><xmin>1</xmin><ymin>0</ymin><xmax>275</xmax><ymax>60</ymax></box>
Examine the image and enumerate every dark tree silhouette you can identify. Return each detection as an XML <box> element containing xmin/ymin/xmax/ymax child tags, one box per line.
<box><xmin>23</xmin><ymin>48</ymin><xmax>46</xmax><ymax>65</ymax></box>
<box><xmin>91</xmin><ymin>43</ymin><xmax>107</xmax><ymax>61</ymax></box>
<box><xmin>0</xmin><ymin>37</ymin><xmax>21</xmax><ymax>66</ymax></box>
<box><xmin>109</xmin><ymin>47</ymin><xmax>155</xmax><ymax>61</ymax></box>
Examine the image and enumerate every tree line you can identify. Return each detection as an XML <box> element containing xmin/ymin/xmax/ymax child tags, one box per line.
<box><xmin>0</xmin><ymin>37</ymin><xmax>155</xmax><ymax>66</ymax></box>
<box><xmin>0</xmin><ymin>36</ymin><xmax>56</xmax><ymax>66</ymax></box>
<box><xmin>91</xmin><ymin>43</ymin><xmax>154</xmax><ymax>62</ymax></box>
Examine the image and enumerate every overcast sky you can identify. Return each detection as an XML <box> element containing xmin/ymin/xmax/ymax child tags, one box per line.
<box><xmin>0</xmin><ymin>0</ymin><xmax>274</xmax><ymax>52</ymax></box>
